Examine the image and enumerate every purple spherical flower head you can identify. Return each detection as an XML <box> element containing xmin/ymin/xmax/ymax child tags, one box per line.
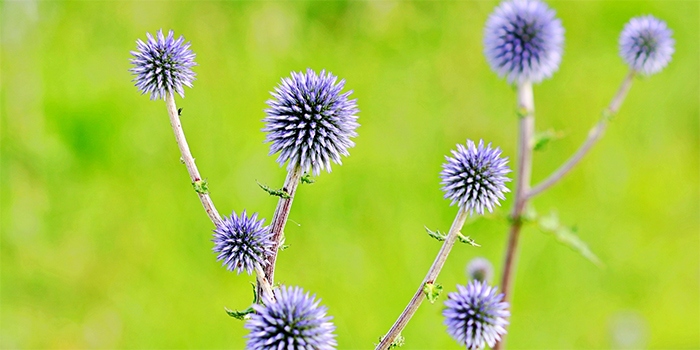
<box><xmin>619</xmin><ymin>15</ymin><xmax>674</xmax><ymax>76</ymax></box>
<box><xmin>245</xmin><ymin>285</ymin><xmax>337</xmax><ymax>350</ymax></box>
<box><xmin>263</xmin><ymin>68</ymin><xmax>360</xmax><ymax>176</ymax></box>
<box><xmin>443</xmin><ymin>280</ymin><xmax>510</xmax><ymax>350</ymax></box>
<box><xmin>211</xmin><ymin>210</ymin><xmax>273</xmax><ymax>275</ymax></box>
<box><xmin>129</xmin><ymin>29</ymin><xmax>197</xmax><ymax>100</ymax></box>
<box><xmin>484</xmin><ymin>0</ymin><xmax>565</xmax><ymax>84</ymax></box>
<box><xmin>440</xmin><ymin>140</ymin><xmax>511</xmax><ymax>215</ymax></box>
<box><xmin>466</xmin><ymin>257</ymin><xmax>494</xmax><ymax>283</ymax></box>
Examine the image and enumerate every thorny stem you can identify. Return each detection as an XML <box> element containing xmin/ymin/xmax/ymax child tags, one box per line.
<box><xmin>165</xmin><ymin>94</ymin><xmax>222</xmax><ymax>226</ymax></box>
<box><xmin>262</xmin><ymin>166</ymin><xmax>303</xmax><ymax>286</ymax></box>
<box><xmin>527</xmin><ymin>70</ymin><xmax>636</xmax><ymax>199</ymax></box>
<box><xmin>494</xmin><ymin>80</ymin><xmax>535</xmax><ymax>350</ymax></box>
<box><xmin>375</xmin><ymin>209</ymin><xmax>469</xmax><ymax>350</ymax></box>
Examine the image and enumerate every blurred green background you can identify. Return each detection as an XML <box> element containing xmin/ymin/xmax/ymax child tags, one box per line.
<box><xmin>1</xmin><ymin>0</ymin><xmax>698</xmax><ymax>349</ymax></box>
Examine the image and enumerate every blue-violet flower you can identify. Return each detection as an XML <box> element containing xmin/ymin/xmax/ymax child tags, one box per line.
<box><xmin>466</xmin><ymin>257</ymin><xmax>494</xmax><ymax>283</ymax></box>
<box><xmin>484</xmin><ymin>0</ymin><xmax>565</xmax><ymax>84</ymax></box>
<box><xmin>440</xmin><ymin>140</ymin><xmax>511</xmax><ymax>215</ymax></box>
<box><xmin>263</xmin><ymin>69</ymin><xmax>359</xmax><ymax>176</ymax></box>
<box><xmin>443</xmin><ymin>280</ymin><xmax>510</xmax><ymax>350</ymax></box>
<box><xmin>129</xmin><ymin>29</ymin><xmax>197</xmax><ymax>100</ymax></box>
<box><xmin>211</xmin><ymin>210</ymin><xmax>273</xmax><ymax>275</ymax></box>
<box><xmin>619</xmin><ymin>15</ymin><xmax>674</xmax><ymax>76</ymax></box>
<box><xmin>245</xmin><ymin>285</ymin><xmax>337</xmax><ymax>350</ymax></box>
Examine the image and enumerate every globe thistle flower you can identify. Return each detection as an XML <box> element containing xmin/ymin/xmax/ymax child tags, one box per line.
<box><xmin>619</xmin><ymin>15</ymin><xmax>674</xmax><ymax>76</ymax></box>
<box><xmin>440</xmin><ymin>140</ymin><xmax>511</xmax><ymax>215</ymax></box>
<box><xmin>263</xmin><ymin>69</ymin><xmax>360</xmax><ymax>176</ymax></box>
<box><xmin>245</xmin><ymin>285</ymin><xmax>337</xmax><ymax>350</ymax></box>
<box><xmin>129</xmin><ymin>29</ymin><xmax>197</xmax><ymax>100</ymax></box>
<box><xmin>484</xmin><ymin>0</ymin><xmax>565</xmax><ymax>84</ymax></box>
<box><xmin>443</xmin><ymin>280</ymin><xmax>510</xmax><ymax>350</ymax></box>
<box><xmin>211</xmin><ymin>210</ymin><xmax>273</xmax><ymax>275</ymax></box>
<box><xmin>466</xmin><ymin>257</ymin><xmax>494</xmax><ymax>283</ymax></box>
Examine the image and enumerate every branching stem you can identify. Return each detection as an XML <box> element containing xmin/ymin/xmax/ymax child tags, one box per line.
<box><xmin>375</xmin><ymin>209</ymin><xmax>469</xmax><ymax>350</ymax></box>
<box><xmin>528</xmin><ymin>70</ymin><xmax>635</xmax><ymax>199</ymax></box>
<box><xmin>263</xmin><ymin>166</ymin><xmax>303</xmax><ymax>285</ymax></box>
<box><xmin>494</xmin><ymin>80</ymin><xmax>535</xmax><ymax>350</ymax></box>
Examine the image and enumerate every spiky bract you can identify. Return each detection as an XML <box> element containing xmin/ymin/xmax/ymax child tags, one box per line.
<box><xmin>211</xmin><ymin>210</ymin><xmax>273</xmax><ymax>275</ymax></box>
<box><xmin>263</xmin><ymin>69</ymin><xmax>359</xmax><ymax>176</ymax></box>
<box><xmin>440</xmin><ymin>140</ymin><xmax>511</xmax><ymax>215</ymax></box>
<box><xmin>129</xmin><ymin>29</ymin><xmax>197</xmax><ymax>100</ymax></box>
<box><xmin>466</xmin><ymin>257</ymin><xmax>494</xmax><ymax>283</ymax></box>
<box><xmin>245</xmin><ymin>285</ymin><xmax>337</xmax><ymax>350</ymax></box>
<box><xmin>619</xmin><ymin>15</ymin><xmax>674</xmax><ymax>75</ymax></box>
<box><xmin>484</xmin><ymin>0</ymin><xmax>565</xmax><ymax>84</ymax></box>
<box><xmin>443</xmin><ymin>280</ymin><xmax>510</xmax><ymax>350</ymax></box>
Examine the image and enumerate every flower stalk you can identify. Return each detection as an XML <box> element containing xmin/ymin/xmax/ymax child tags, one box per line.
<box><xmin>263</xmin><ymin>165</ymin><xmax>303</xmax><ymax>285</ymax></box>
<box><xmin>527</xmin><ymin>70</ymin><xmax>636</xmax><ymax>199</ymax></box>
<box><xmin>494</xmin><ymin>80</ymin><xmax>535</xmax><ymax>350</ymax></box>
<box><xmin>375</xmin><ymin>209</ymin><xmax>469</xmax><ymax>350</ymax></box>
<box><xmin>165</xmin><ymin>94</ymin><xmax>222</xmax><ymax>226</ymax></box>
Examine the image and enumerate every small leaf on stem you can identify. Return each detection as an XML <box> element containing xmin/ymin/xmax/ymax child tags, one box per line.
<box><xmin>257</xmin><ymin>180</ymin><xmax>291</xmax><ymax>199</ymax></box>
<box><xmin>457</xmin><ymin>233</ymin><xmax>480</xmax><ymax>247</ymax></box>
<box><xmin>376</xmin><ymin>333</ymin><xmax>405</xmax><ymax>349</ymax></box>
<box><xmin>225</xmin><ymin>306</ymin><xmax>254</xmax><ymax>320</ymax></box>
<box><xmin>301</xmin><ymin>174</ymin><xmax>315</xmax><ymax>184</ymax></box>
<box><xmin>193</xmin><ymin>179</ymin><xmax>209</xmax><ymax>194</ymax></box>
<box><xmin>424</xmin><ymin>225</ymin><xmax>447</xmax><ymax>241</ymax></box>
<box><xmin>423</xmin><ymin>282</ymin><xmax>443</xmax><ymax>304</ymax></box>
<box><xmin>537</xmin><ymin>210</ymin><xmax>604</xmax><ymax>268</ymax></box>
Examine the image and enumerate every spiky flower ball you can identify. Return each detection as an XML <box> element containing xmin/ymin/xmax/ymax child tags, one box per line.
<box><xmin>443</xmin><ymin>280</ymin><xmax>510</xmax><ymax>350</ymax></box>
<box><xmin>211</xmin><ymin>210</ymin><xmax>273</xmax><ymax>275</ymax></box>
<box><xmin>619</xmin><ymin>15</ymin><xmax>674</xmax><ymax>76</ymax></box>
<box><xmin>466</xmin><ymin>257</ymin><xmax>494</xmax><ymax>283</ymax></box>
<box><xmin>484</xmin><ymin>0</ymin><xmax>565</xmax><ymax>84</ymax></box>
<box><xmin>245</xmin><ymin>285</ymin><xmax>337</xmax><ymax>350</ymax></box>
<box><xmin>440</xmin><ymin>140</ymin><xmax>511</xmax><ymax>215</ymax></box>
<box><xmin>129</xmin><ymin>29</ymin><xmax>197</xmax><ymax>100</ymax></box>
<box><xmin>263</xmin><ymin>69</ymin><xmax>360</xmax><ymax>176</ymax></box>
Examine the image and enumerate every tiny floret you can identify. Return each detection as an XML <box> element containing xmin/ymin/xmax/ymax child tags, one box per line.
<box><xmin>484</xmin><ymin>0</ymin><xmax>565</xmax><ymax>84</ymax></box>
<box><xmin>440</xmin><ymin>140</ymin><xmax>511</xmax><ymax>215</ymax></box>
<box><xmin>466</xmin><ymin>257</ymin><xmax>494</xmax><ymax>283</ymax></box>
<box><xmin>443</xmin><ymin>280</ymin><xmax>510</xmax><ymax>350</ymax></box>
<box><xmin>129</xmin><ymin>29</ymin><xmax>197</xmax><ymax>100</ymax></box>
<box><xmin>245</xmin><ymin>285</ymin><xmax>337</xmax><ymax>350</ymax></box>
<box><xmin>211</xmin><ymin>210</ymin><xmax>273</xmax><ymax>275</ymax></box>
<box><xmin>619</xmin><ymin>15</ymin><xmax>674</xmax><ymax>76</ymax></box>
<box><xmin>263</xmin><ymin>68</ymin><xmax>360</xmax><ymax>176</ymax></box>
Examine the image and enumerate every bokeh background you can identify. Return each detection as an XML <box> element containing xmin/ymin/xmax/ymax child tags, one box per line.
<box><xmin>1</xmin><ymin>0</ymin><xmax>698</xmax><ymax>349</ymax></box>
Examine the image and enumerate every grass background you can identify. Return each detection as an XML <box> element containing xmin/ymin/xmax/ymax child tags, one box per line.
<box><xmin>1</xmin><ymin>0</ymin><xmax>698</xmax><ymax>348</ymax></box>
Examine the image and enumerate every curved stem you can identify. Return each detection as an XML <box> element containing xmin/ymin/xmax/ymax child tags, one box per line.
<box><xmin>527</xmin><ymin>70</ymin><xmax>635</xmax><ymax>199</ymax></box>
<box><xmin>494</xmin><ymin>80</ymin><xmax>535</xmax><ymax>350</ymax></box>
<box><xmin>165</xmin><ymin>94</ymin><xmax>222</xmax><ymax>226</ymax></box>
<box><xmin>263</xmin><ymin>166</ymin><xmax>303</xmax><ymax>285</ymax></box>
<box><xmin>375</xmin><ymin>209</ymin><xmax>469</xmax><ymax>350</ymax></box>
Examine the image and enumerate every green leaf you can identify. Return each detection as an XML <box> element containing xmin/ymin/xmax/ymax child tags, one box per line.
<box><xmin>376</xmin><ymin>333</ymin><xmax>405</xmax><ymax>349</ymax></box>
<box><xmin>537</xmin><ymin>210</ymin><xmax>604</xmax><ymax>268</ymax></box>
<box><xmin>192</xmin><ymin>179</ymin><xmax>209</xmax><ymax>194</ymax></box>
<box><xmin>423</xmin><ymin>282</ymin><xmax>443</xmax><ymax>304</ymax></box>
<box><xmin>425</xmin><ymin>226</ymin><xmax>480</xmax><ymax>246</ymax></box>
<box><xmin>256</xmin><ymin>180</ymin><xmax>291</xmax><ymax>199</ymax></box>
<box><xmin>532</xmin><ymin>129</ymin><xmax>564</xmax><ymax>151</ymax></box>
<box><xmin>457</xmin><ymin>233</ymin><xmax>480</xmax><ymax>247</ymax></box>
<box><xmin>225</xmin><ymin>282</ymin><xmax>259</xmax><ymax>320</ymax></box>
<box><xmin>424</xmin><ymin>225</ymin><xmax>446</xmax><ymax>241</ymax></box>
<box><xmin>301</xmin><ymin>174</ymin><xmax>315</xmax><ymax>185</ymax></box>
<box><xmin>225</xmin><ymin>306</ymin><xmax>254</xmax><ymax>320</ymax></box>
